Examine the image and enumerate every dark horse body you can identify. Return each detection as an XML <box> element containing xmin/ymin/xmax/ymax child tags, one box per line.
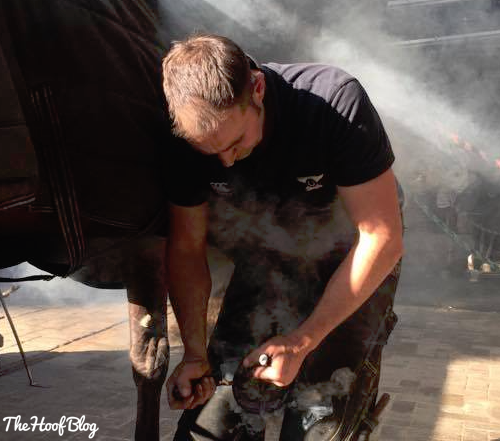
<box><xmin>1</xmin><ymin>1</ymin><xmax>173</xmax><ymax>439</ymax></box>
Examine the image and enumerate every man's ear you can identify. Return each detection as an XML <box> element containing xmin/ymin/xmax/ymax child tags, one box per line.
<box><xmin>251</xmin><ymin>71</ymin><xmax>266</xmax><ymax>106</ymax></box>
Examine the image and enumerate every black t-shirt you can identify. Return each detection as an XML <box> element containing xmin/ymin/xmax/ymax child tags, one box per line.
<box><xmin>165</xmin><ymin>63</ymin><xmax>394</xmax><ymax>259</ymax></box>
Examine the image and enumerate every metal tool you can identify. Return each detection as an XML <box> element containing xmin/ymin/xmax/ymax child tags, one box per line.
<box><xmin>356</xmin><ymin>392</ymin><xmax>391</xmax><ymax>439</ymax></box>
<box><xmin>0</xmin><ymin>285</ymin><xmax>42</xmax><ymax>387</ymax></box>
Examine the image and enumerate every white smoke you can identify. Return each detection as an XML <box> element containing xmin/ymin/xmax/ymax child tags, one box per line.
<box><xmin>292</xmin><ymin>367</ymin><xmax>356</xmax><ymax>411</ymax></box>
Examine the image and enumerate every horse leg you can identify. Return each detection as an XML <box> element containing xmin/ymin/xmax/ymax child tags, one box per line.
<box><xmin>128</xmin><ymin>301</ymin><xmax>168</xmax><ymax>441</ymax></box>
<box><xmin>71</xmin><ymin>236</ymin><xmax>170</xmax><ymax>440</ymax></box>
<box><xmin>123</xmin><ymin>238</ymin><xmax>169</xmax><ymax>441</ymax></box>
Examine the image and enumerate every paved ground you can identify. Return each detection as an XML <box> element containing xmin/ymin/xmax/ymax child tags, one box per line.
<box><xmin>1</xmin><ymin>288</ymin><xmax>500</xmax><ymax>440</ymax></box>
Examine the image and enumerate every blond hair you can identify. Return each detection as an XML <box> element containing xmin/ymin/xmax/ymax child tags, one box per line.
<box><xmin>162</xmin><ymin>33</ymin><xmax>253</xmax><ymax>141</ymax></box>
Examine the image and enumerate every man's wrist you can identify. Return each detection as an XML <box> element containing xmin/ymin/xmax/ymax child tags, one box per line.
<box><xmin>286</xmin><ymin>329</ymin><xmax>317</xmax><ymax>357</ymax></box>
<box><xmin>183</xmin><ymin>346</ymin><xmax>209</xmax><ymax>363</ymax></box>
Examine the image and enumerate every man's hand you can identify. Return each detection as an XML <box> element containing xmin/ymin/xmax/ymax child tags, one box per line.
<box><xmin>166</xmin><ymin>357</ymin><xmax>216</xmax><ymax>409</ymax></box>
<box><xmin>242</xmin><ymin>334</ymin><xmax>311</xmax><ymax>387</ymax></box>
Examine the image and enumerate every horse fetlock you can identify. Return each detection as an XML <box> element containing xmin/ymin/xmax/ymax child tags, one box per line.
<box><xmin>129</xmin><ymin>307</ymin><xmax>169</xmax><ymax>380</ymax></box>
<box><xmin>131</xmin><ymin>336</ymin><xmax>169</xmax><ymax>380</ymax></box>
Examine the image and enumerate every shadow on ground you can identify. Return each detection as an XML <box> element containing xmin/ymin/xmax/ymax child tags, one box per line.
<box><xmin>1</xmin><ymin>302</ymin><xmax>500</xmax><ymax>441</ymax></box>
<box><xmin>0</xmin><ymin>348</ymin><xmax>184</xmax><ymax>441</ymax></box>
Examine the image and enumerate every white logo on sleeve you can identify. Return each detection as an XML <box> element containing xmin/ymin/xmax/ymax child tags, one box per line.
<box><xmin>296</xmin><ymin>174</ymin><xmax>324</xmax><ymax>191</ymax></box>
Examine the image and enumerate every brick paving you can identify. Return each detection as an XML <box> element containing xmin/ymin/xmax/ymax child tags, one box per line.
<box><xmin>1</xmin><ymin>291</ymin><xmax>499</xmax><ymax>440</ymax></box>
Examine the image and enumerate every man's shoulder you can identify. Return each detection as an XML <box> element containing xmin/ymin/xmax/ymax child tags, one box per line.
<box><xmin>262</xmin><ymin>62</ymin><xmax>358</xmax><ymax>98</ymax></box>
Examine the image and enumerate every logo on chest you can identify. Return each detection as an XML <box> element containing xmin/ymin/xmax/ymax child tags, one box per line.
<box><xmin>296</xmin><ymin>174</ymin><xmax>324</xmax><ymax>192</ymax></box>
<box><xmin>210</xmin><ymin>182</ymin><xmax>234</xmax><ymax>196</ymax></box>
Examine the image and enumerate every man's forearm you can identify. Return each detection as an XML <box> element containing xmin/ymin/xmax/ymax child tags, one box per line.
<box><xmin>289</xmin><ymin>231</ymin><xmax>403</xmax><ymax>353</ymax></box>
<box><xmin>167</xmin><ymin>248</ymin><xmax>212</xmax><ymax>359</ymax></box>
